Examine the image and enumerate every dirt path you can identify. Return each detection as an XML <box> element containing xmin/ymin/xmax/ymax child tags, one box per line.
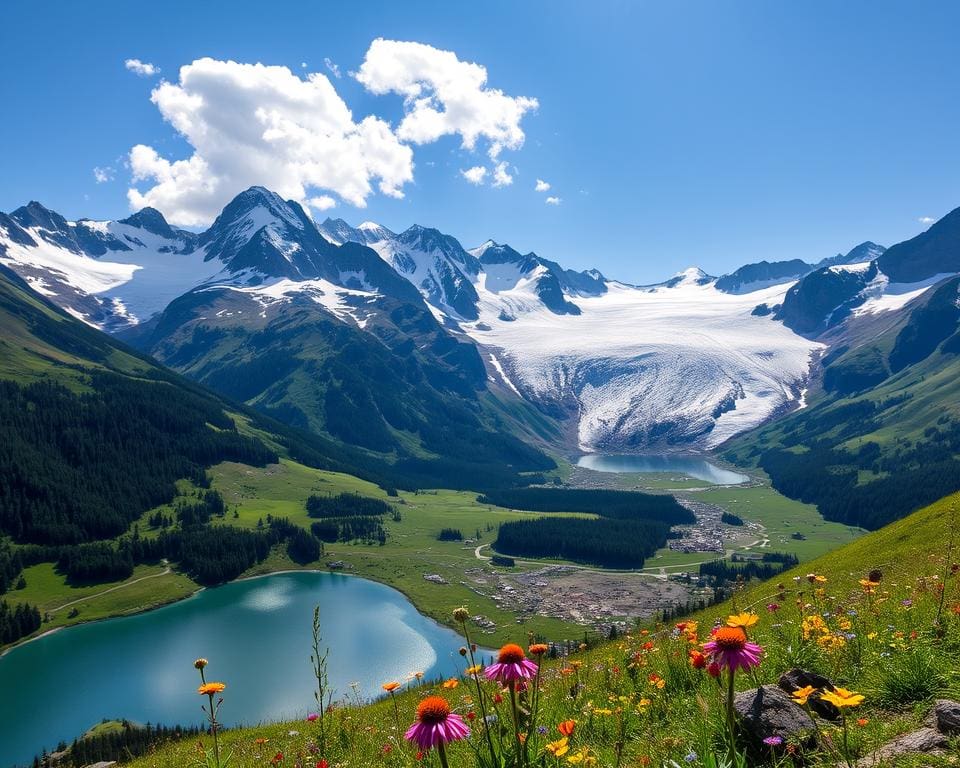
<box><xmin>50</xmin><ymin>565</ymin><xmax>172</xmax><ymax>613</ymax></box>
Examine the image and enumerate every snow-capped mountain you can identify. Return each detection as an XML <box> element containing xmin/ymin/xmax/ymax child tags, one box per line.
<box><xmin>3</xmin><ymin>188</ymin><xmax>956</xmax><ymax>454</ymax></box>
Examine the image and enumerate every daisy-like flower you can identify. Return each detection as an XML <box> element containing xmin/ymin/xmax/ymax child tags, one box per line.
<box><xmin>820</xmin><ymin>687</ymin><xmax>864</xmax><ymax>709</ymax></box>
<box><xmin>382</xmin><ymin>681</ymin><xmax>401</xmax><ymax>693</ymax></box>
<box><xmin>726</xmin><ymin>612</ymin><xmax>759</xmax><ymax>630</ymax></box>
<box><xmin>528</xmin><ymin>642</ymin><xmax>549</xmax><ymax>656</ymax></box>
<box><xmin>546</xmin><ymin>737</ymin><xmax>570</xmax><ymax>756</ymax></box>
<box><xmin>791</xmin><ymin>685</ymin><xmax>816</xmax><ymax>705</ymax></box>
<box><xmin>198</xmin><ymin>682</ymin><xmax>226</xmax><ymax>696</ymax></box>
<box><xmin>464</xmin><ymin>665</ymin><xmax>482</xmax><ymax>676</ymax></box>
<box><xmin>702</xmin><ymin>627</ymin><xmax>762</xmax><ymax>671</ymax></box>
<box><xmin>404</xmin><ymin>695</ymin><xmax>470</xmax><ymax>752</ymax></box>
<box><xmin>484</xmin><ymin>643</ymin><xmax>539</xmax><ymax>682</ymax></box>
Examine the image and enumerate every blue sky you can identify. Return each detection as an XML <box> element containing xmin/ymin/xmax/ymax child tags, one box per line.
<box><xmin>1</xmin><ymin>0</ymin><xmax>958</xmax><ymax>283</ymax></box>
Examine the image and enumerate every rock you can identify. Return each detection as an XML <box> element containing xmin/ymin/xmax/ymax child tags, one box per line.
<box><xmin>931</xmin><ymin>698</ymin><xmax>960</xmax><ymax>734</ymax></box>
<box><xmin>855</xmin><ymin>727</ymin><xmax>947</xmax><ymax>767</ymax></box>
<box><xmin>778</xmin><ymin>668</ymin><xmax>841</xmax><ymax>721</ymax></box>
<box><xmin>734</xmin><ymin>685</ymin><xmax>817</xmax><ymax>747</ymax></box>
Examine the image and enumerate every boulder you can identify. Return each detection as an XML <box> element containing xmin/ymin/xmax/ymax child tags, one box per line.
<box><xmin>854</xmin><ymin>727</ymin><xmax>947</xmax><ymax>767</ymax></box>
<box><xmin>734</xmin><ymin>685</ymin><xmax>817</xmax><ymax>747</ymax></box>
<box><xmin>778</xmin><ymin>668</ymin><xmax>841</xmax><ymax>721</ymax></box>
<box><xmin>931</xmin><ymin>698</ymin><xmax>960</xmax><ymax>735</ymax></box>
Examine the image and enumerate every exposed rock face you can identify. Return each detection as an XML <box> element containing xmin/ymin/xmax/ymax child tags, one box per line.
<box><xmin>854</xmin><ymin>727</ymin><xmax>947</xmax><ymax>767</ymax></box>
<box><xmin>733</xmin><ymin>685</ymin><xmax>817</xmax><ymax>747</ymax></box>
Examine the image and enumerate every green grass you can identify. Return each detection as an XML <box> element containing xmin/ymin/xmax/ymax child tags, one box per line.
<box><xmin>9</xmin><ymin>562</ymin><xmax>198</xmax><ymax>636</ymax></box>
<box><xmin>117</xmin><ymin>491</ymin><xmax>960</xmax><ymax>768</ymax></box>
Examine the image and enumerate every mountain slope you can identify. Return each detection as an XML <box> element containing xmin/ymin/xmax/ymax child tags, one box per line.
<box><xmin>724</xmin><ymin>275</ymin><xmax>960</xmax><ymax>530</ymax></box>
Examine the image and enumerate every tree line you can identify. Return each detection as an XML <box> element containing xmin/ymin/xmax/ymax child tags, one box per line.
<box><xmin>306</xmin><ymin>492</ymin><xmax>391</xmax><ymax>544</ymax></box>
<box><xmin>477</xmin><ymin>487</ymin><xmax>693</xmax><ymax>525</ymax></box>
<box><xmin>0</xmin><ymin>375</ymin><xmax>276</xmax><ymax>545</ymax></box>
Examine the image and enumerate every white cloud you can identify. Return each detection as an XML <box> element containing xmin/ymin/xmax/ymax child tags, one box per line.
<box><xmin>127</xmin><ymin>57</ymin><xmax>414</xmax><ymax>226</ymax></box>
<box><xmin>355</xmin><ymin>39</ymin><xmax>538</xmax><ymax>159</ymax></box>
<box><xmin>461</xmin><ymin>166</ymin><xmax>488</xmax><ymax>185</ymax></box>
<box><xmin>535</xmin><ymin>178</ymin><xmax>551</xmax><ymax>192</ymax></box>
<box><xmin>324</xmin><ymin>57</ymin><xmax>341</xmax><ymax>79</ymax></box>
<box><xmin>492</xmin><ymin>161</ymin><xmax>513</xmax><ymax>188</ymax></box>
<box><xmin>125</xmin><ymin>59</ymin><xmax>160</xmax><ymax>77</ymax></box>
<box><xmin>918</xmin><ymin>216</ymin><xmax>935</xmax><ymax>225</ymax></box>
<box><xmin>545</xmin><ymin>196</ymin><xmax>561</xmax><ymax>205</ymax></box>
<box><xmin>308</xmin><ymin>195</ymin><xmax>337</xmax><ymax>210</ymax></box>
<box><xmin>93</xmin><ymin>166</ymin><xmax>114</xmax><ymax>184</ymax></box>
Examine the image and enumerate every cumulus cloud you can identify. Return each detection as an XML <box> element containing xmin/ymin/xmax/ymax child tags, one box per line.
<box><xmin>324</xmin><ymin>57</ymin><xmax>341</xmax><ymax>79</ymax></box>
<box><xmin>918</xmin><ymin>216</ymin><xmax>935</xmax><ymax>225</ymax></box>
<box><xmin>125</xmin><ymin>59</ymin><xmax>160</xmax><ymax>77</ymax></box>
<box><xmin>309</xmin><ymin>195</ymin><xmax>337</xmax><ymax>210</ymax></box>
<box><xmin>535</xmin><ymin>178</ymin><xmax>551</xmax><ymax>192</ymax></box>
<box><xmin>492</xmin><ymin>161</ymin><xmax>513</xmax><ymax>188</ymax></box>
<box><xmin>545</xmin><ymin>196</ymin><xmax>561</xmax><ymax>205</ymax></box>
<box><xmin>461</xmin><ymin>166</ymin><xmax>488</xmax><ymax>185</ymax></box>
<box><xmin>127</xmin><ymin>57</ymin><xmax>414</xmax><ymax>226</ymax></box>
<box><xmin>93</xmin><ymin>166</ymin><xmax>114</xmax><ymax>184</ymax></box>
<box><xmin>355</xmin><ymin>39</ymin><xmax>538</xmax><ymax>159</ymax></box>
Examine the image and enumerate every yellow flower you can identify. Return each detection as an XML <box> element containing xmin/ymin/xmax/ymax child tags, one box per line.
<box><xmin>464</xmin><ymin>665</ymin><xmax>482</xmax><ymax>676</ymax></box>
<box><xmin>442</xmin><ymin>678</ymin><xmax>459</xmax><ymax>689</ymax></box>
<box><xmin>791</xmin><ymin>685</ymin><xmax>816</xmax><ymax>705</ymax></box>
<box><xmin>820</xmin><ymin>687</ymin><xmax>864</xmax><ymax>709</ymax></box>
<box><xmin>198</xmin><ymin>682</ymin><xmax>226</xmax><ymax>696</ymax></box>
<box><xmin>546</xmin><ymin>737</ymin><xmax>570</xmax><ymax>757</ymax></box>
<box><xmin>726</xmin><ymin>612</ymin><xmax>759</xmax><ymax>629</ymax></box>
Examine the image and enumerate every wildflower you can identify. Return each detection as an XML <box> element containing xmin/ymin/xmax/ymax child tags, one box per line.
<box><xmin>484</xmin><ymin>643</ymin><xmax>539</xmax><ymax>682</ymax></box>
<box><xmin>453</xmin><ymin>606</ymin><xmax>470</xmax><ymax>622</ymax></box>
<box><xmin>702</xmin><ymin>627</ymin><xmax>762</xmax><ymax>671</ymax></box>
<box><xmin>763</xmin><ymin>735</ymin><xmax>783</xmax><ymax>747</ymax></box>
<box><xmin>254</xmin><ymin>738</ymin><xmax>269</xmax><ymax>746</ymax></box>
<box><xmin>442</xmin><ymin>678</ymin><xmax>459</xmax><ymax>689</ymax></box>
<box><xmin>689</xmin><ymin>650</ymin><xmax>707</xmax><ymax>669</ymax></box>
<box><xmin>464</xmin><ymin>665</ymin><xmax>482</xmax><ymax>676</ymax></box>
<box><xmin>558</xmin><ymin>719</ymin><xmax>576</xmax><ymax>737</ymax></box>
<box><xmin>684</xmin><ymin>753</ymin><xmax>697</xmax><ymax>763</ymax></box>
<box><xmin>306</xmin><ymin>713</ymin><xmax>319</xmax><ymax>722</ymax></box>
<box><xmin>194</xmin><ymin>658</ymin><xmax>209</xmax><ymax>670</ymax></box>
<box><xmin>529</xmin><ymin>642</ymin><xmax>549</xmax><ymax>656</ymax></box>
<box><xmin>766</xmin><ymin>603</ymin><xmax>781</xmax><ymax>612</ymax></box>
<box><xmin>820</xmin><ymin>687</ymin><xmax>864</xmax><ymax>709</ymax></box>
<box><xmin>404</xmin><ymin>695</ymin><xmax>470</xmax><ymax>753</ymax></box>
<box><xmin>857</xmin><ymin>718</ymin><xmax>869</xmax><ymax>727</ymax></box>
<box><xmin>726</xmin><ymin>612</ymin><xmax>759</xmax><ymax>629</ymax></box>
<box><xmin>546</xmin><ymin>737</ymin><xmax>570</xmax><ymax>756</ymax></box>
<box><xmin>707</xmin><ymin>662</ymin><xmax>721</xmax><ymax>678</ymax></box>
<box><xmin>198</xmin><ymin>682</ymin><xmax>226</xmax><ymax>696</ymax></box>
<box><xmin>382</xmin><ymin>681</ymin><xmax>401</xmax><ymax>693</ymax></box>
<box><xmin>791</xmin><ymin>685</ymin><xmax>816</xmax><ymax>705</ymax></box>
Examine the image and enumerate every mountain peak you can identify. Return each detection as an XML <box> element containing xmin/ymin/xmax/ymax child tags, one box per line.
<box><xmin>119</xmin><ymin>207</ymin><xmax>177</xmax><ymax>239</ymax></box>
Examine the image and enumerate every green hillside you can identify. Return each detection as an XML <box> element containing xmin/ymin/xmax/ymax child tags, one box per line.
<box><xmin>99</xmin><ymin>491</ymin><xmax>960</xmax><ymax>768</ymax></box>
<box><xmin>725</xmin><ymin>276</ymin><xmax>960</xmax><ymax>531</ymax></box>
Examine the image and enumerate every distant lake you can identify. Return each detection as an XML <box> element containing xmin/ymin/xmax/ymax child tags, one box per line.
<box><xmin>0</xmin><ymin>571</ymin><xmax>480</xmax><ymax>768</ymax></box>
<box><xmin>577</xmin><ymin>454</ymin><xmax>749</xmax><ymax>485</ymax></box>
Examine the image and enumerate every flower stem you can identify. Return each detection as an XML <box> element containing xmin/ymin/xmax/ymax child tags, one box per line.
<box><xmin>437</xmin><ymin>739</ymin><xmax>450</xmax><ymax>768</ymax></box>
<box><xmin>725</xmin><ymin>669</ymin><xmax>737</xmax><ymax>766</ymax></box>
<box><xmin>508</xmin><ymin>681</ymin><xmax>524</xmax><ymax>765</ymax></box>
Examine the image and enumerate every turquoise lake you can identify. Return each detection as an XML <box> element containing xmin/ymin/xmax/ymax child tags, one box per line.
<box><xmin>577</xmin><ymin>454</ymin><xmax>749</xmax><ymax>484</ymax></box>
<box><xmin>0</xmin><ymin>571</ymin><xmax>479</xmax><ymax>767</ymax></box>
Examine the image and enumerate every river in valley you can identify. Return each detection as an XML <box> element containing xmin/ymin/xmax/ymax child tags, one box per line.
<box><xmin>576</xmin><ymin>453</ymin><xmax>749</xmax><ymax>484</ymax></box>
<box><xmin>0</xmin><ymin>571</ymin><xmax>479</xmax><ymax>767</ymax></box>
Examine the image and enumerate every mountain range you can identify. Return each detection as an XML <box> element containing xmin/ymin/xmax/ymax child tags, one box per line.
<box><xmin>2</xmin><ymin>186</ymin><xmax>959</xmax><ymax>458</ymax></box>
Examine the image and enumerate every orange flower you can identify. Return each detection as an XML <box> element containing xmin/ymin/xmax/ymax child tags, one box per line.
<box><xmin>442</xmin><ymin>678</ymin><xmax>459</xmax><ymax>689</ymax></box>
<box><xmin>528</xmin><ymin>643</ymin><xmax>549</xmax><ymax>656</ymax></box>
<box><xmin>382</xmin><ymin>681</ymin><xmax>401</xmax><ymax>693</ymax></box>
<box><xmin>558</xmin><ymin>719</ymin><xmax>576</xmax><ymax>737</ymax></box>
<box><xmin>197</xmin><ymin>682</ymin><xmax>225</xmax><ymax>696</ymax></box>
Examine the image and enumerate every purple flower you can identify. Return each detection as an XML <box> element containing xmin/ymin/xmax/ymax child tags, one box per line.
<box><xmin>702</xmin><ymin>627</ymin><xmax>763</xmax><ymax>672</ymax></box>
<box><xmin>763</xmin><ymin>735</ymin><xmax>784</xmax><ymax>747</ymax></box>
<box><xmin>484</xmin><ymin>643</ymin><xmax>539</xmax><ymax>683</ymax></box>
<box><xmin>404</xmin><ymin>696</ymin><xmax>470</xmax><ymax>752</ymax></box>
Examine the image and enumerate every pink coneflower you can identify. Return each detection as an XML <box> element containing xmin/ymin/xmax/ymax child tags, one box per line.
<box><xmin>404</xmin><ymin>696</ymin><xmax>469</xmax><ymax>766</ymax></box>
<box><xmin>702</xmin><ymin>626</ymin><xmax>763</xmax><ymax>672</ymax></box>
<box><xmin>484</xmin><ymin>643</ymin><xmax>539</xmax><ymax>683</ymax></box>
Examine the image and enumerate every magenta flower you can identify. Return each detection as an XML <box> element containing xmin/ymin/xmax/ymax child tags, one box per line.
<box><xmin>404</xmin><ymin>696</ymin><xmax>470</xmax><ymax>751</ymax></box>
<box><xmin>483</xmin><ymin>643</ymin><xmax>539</xmax><ymax>683</ymax></box>
<box><xmin>702</xmin><ymin>626</ymin><xmax>763</xmax><ymax>672</ymax></box>
<box><xmin>306</xmin><ymin>712</ymin><xmax>318</xmax><ymax>722</ymax></box>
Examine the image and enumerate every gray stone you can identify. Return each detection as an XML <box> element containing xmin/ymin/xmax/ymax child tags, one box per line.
<box><xmin>778</xmin><ymin>667</ymin><xmax>841</xmax><ymax>721</ymax></box>
<box><xmin>932</xmin><ymin>698</ymin><xmax>960</xmax><ymax>735</ymax></box>
<box><xmin>854</xmin><ymin>727</ymin><xmax>947</xmax><ymax>767</ymax></box>
<box><xmin>734</xmin><ymin>685</ymin><xmax>817</xmax><ymax>746</ymax></box>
